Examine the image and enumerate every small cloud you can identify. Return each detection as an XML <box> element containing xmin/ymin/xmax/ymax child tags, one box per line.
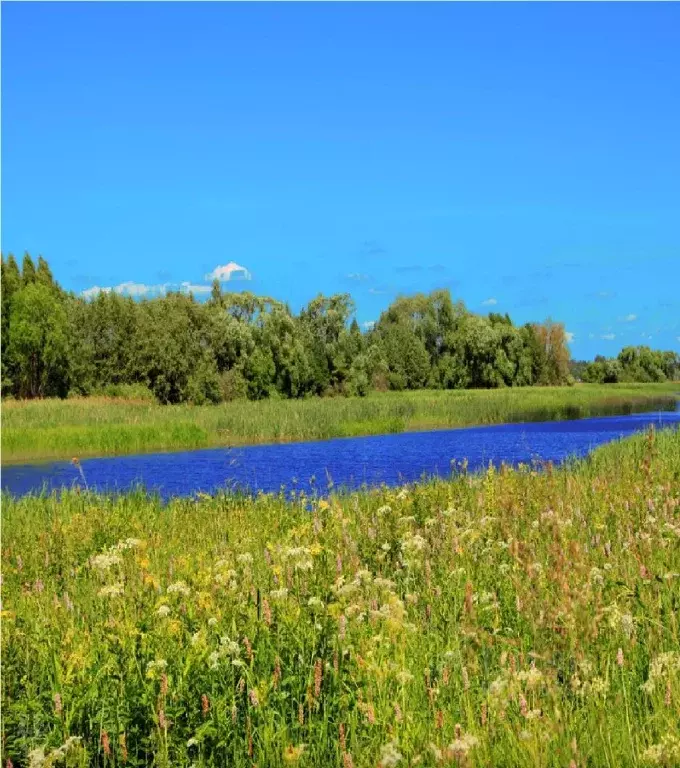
<box><xmin>114</xmin><ymin>281</ymin><xmax>169</xmax><ymax>297</ymax></box>
<box><xmin>481</xmin><ymin>297</ymin><xmax>498</xmax><ymax>306</ymax></box>
<box><xmin>361</xmin><ymin>240</ymin><xmax>386</xmax><ymax>257</ymax></box>
<box><xmin>588</xmin><ymin>333</ymin><xmax>595</xmax><ymax>339</ymax></box>
<box><xmin>179</xmin><ymin>282</ymin><xmax>212</xmax><ymax>295</ymax></box>
<box><xmin>565</xmin><ymin>331</ymin><xmax>575</xmax><ymax>343</ymax></box>
<box><xmin>81</xmin><ymin>285</ymin><xmax>112</xmax><ymax>299</ymax></box>
<box><xmin>205</xmin><ymin>262</ymin><xmax>252</xmax><ymax>282</ymax></box>
<box><xmin>368</xmin><ymin>287</ymin><xmax>387</xmax><ymax>295</ymax></box>
<box><xmin>621</xmin><ymin>313</ymin><xmax>637</xmax><ymax>322</ymax></box>
<box><xmin>362</xmin><ymin>320</ymin><xmax>375</xmax><ymax>330</ymax></box>
<box><xmin>347</xmin><ymin>273</ymin><xmax>370</xmax><ymax>281</ymax></box>
<box><xmin>601</xmin><ymin>333</ymin><xmax>616</xmax><ymax>341</ymax></box>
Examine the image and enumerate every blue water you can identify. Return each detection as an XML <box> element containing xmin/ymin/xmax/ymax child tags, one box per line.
<box><xmin>2</xmin><ymin>409</ymin><xmax>679</xmax><ymax>500</ymax></box>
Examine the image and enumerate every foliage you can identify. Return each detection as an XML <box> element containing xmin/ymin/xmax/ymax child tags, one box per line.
<box><xmin>1</xmin><ymin>255</ymin><xmax>581</xmax><ymax>406</ymax></box>
<box><xmin>2</xmin><ymin>428</ymin><xmax>680</xmax><ymax>766</ymax></box>
<box><xmin>581</xmin><ymin>347</ymin><xmax>680</xmax><ymax>385</ymax></box>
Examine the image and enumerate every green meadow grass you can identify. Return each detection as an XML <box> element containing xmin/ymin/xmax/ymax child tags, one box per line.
<box><xmin>2</xmin><ymin>382</ymin><xmax>678</xmax><ymax>463</ymax></box>
<box><xmin>2</xmin><ymin>427</ymin><xmax>679</xmax><ymax>766</ymax></box>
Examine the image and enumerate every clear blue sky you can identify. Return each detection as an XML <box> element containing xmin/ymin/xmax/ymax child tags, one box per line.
<box><xmin>2</xmin><ymin>2</ymin><xmax>679</xmax><ymax>359</ymax></box>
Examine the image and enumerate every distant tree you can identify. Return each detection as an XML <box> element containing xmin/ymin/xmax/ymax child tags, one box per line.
<box><xmin>21</xmin><ymin>253</ymin><xmax>37</xmax><ymax>286</ymax></box>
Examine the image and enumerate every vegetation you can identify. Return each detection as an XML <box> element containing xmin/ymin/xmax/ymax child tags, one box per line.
<box><xmin>2</xmin><ymin>254</ymin><xmax>576</xmax><ymax>405</ymax></box>
<box><xmin>2</xmin><ymin>383</ymin><xmax>678</xmax><ymax>463</ymax></box>
<box><xmin>2</xmin><ymin>426</ymin><xmax>679</xmax><ymax>767</ymax></box>
<box><xmin>573</xmin><ymin>348</ymin><xmax>680</xmax><ymax>385</ymax></box>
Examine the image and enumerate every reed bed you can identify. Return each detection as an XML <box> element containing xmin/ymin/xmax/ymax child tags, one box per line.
<box><xmin>2</xmin><ymin>383</ymin><xmax>677</xmax><ymax>463</ymax></box>
<box><xmin>2</xmin><ymin>427</ymin><xmax>679</xmax><ymax>766</ymax></box>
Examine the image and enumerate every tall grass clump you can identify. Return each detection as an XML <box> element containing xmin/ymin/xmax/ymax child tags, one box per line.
<box><xmin>2</xmin><ymin>427</ymin><xmax>679</xmax><ymax>766</ymax></box>
<box><xmin>2</xmin><ymin>382</ymin><xmax>678</xmax><ymax>462</ymax></box>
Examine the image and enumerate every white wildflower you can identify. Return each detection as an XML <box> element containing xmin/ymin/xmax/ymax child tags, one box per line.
<box><xmin>167</xmin><ymin>581</ymin><xmax>191</xmax><ymax>596</ymax></box>
<box><xmin>98</xmin><ymin>583</ymin><xmax>124</xmax><ymax>598</ymax></box>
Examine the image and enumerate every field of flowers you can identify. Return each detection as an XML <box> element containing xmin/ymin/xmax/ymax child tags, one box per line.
<box><xmin>2</xmin><ymin>427</ymin><xmax>680</xmax><ymax>767</ymax></box>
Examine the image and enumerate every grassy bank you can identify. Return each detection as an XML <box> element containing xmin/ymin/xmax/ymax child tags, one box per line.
<box><xmin>3</xmin><ymin>427</ymin><xmax>680</xmax><ymax>766</ymax></box>
<box><xmin>1</xmin><ymin>382</ymin><xmax>678</xmax><ymax>464</ymax></box>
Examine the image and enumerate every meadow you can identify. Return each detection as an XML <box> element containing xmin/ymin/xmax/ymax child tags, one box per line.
<box><xmin>2</xmin><ymin>382</ymin><xmax>678</xmax><ymax>463</ymax></box>
<box><xmin>2</xmin><ymin>426</ymin><xmax>679</xmax><ymax>767</ymax></box>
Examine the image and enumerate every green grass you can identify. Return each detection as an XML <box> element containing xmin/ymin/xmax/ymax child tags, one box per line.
<box><xmin>2</xmin><ymin>382</ymin><xmax>678</xmax><ymax>463</ymax></box>
<box><xmin>2</xmin><ymin>427</ymin><xmax>679</xmax><ymax>766</ymax></box>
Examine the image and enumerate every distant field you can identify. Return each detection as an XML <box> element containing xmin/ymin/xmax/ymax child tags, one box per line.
<box><xmin>2</xmin><ymin>426</ymin><xmax>679</xmax><ymax>766</ymax></box>
<box><xmin>1</xmin><ymin>382</ymin><xmax>678</xmax><ymax>463</ymax></box>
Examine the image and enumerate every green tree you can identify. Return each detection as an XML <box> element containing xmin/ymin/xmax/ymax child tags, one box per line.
<box><xmin>8</xmin><ymin>282</ymin><xmax>70</xmax><ymax>398</ymax></box>
<box><xmin>21</xmin><ymin>253</ymin><xmax>37</xmax><ymax>286</ymax></box>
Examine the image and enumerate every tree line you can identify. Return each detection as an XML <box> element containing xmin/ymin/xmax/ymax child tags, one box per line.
<box><xmin>0</xmin><ymin>252</ymin><xmax>605</xmax><ymax>405</ymax></box>
<box><xmin>572</xmin><ymin>347</ymin><xmax>680</xmax><ymax>384</ymax></box>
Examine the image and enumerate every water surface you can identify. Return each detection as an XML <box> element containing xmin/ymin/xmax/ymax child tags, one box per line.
<box><xmin>3</xmin><ymin>409</ymin><xmax>678</xmax><ymax>500</ymax></box>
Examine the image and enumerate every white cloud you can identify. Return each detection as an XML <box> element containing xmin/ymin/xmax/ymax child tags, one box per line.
<box><xmin>114</xmin><ymin>281</ymin><xmax>169</xmax><ymax>297</ymax></box>
<box><xmin>621</xmin><ymin>313</ymin><xmax>637</xmax><ymax>322</ymax></box>
<box><xmin>347</xmin><ymin>272</ymin><xmax>370</xmax><ymax>281</ymax></box>
<box><xmin>368</xmin><ymin>288</ymin><xmax>386</xmax><ymax>295</ymax></box>
<box><xmin>179</xmin><ymin>282</ymin><xmax>212</xmax><ymax>295</ymax></box>
<box><xmin>362</xmin><ymin>320</ymin><xmax>375</xmax><ymax>330</ymax></box>
<box><xmin>205</xmin><ymin>262</ymin><xmax>252</xmax><ymax>282</ymax></box>
<box><xmin>481</xmin><ymin>297</ymin><xmax>498</xmax><ymax>306</ymax></box>
<box><xmin>565</xmin><ymin>331</ymin><xmax>575</xmax><ymax>343</ymax></box>
<box><xmin>81</xmin><ymin>285</ymin><xmax>112</xmax><ymax>299</ymax></box>
<box><xmin>601</xmin><ymin>333</ymin><xmax>616</xmax><ymax>341</ymax></box>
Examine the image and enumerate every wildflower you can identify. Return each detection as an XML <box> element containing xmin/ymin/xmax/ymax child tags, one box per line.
<box><xmin>314</xmin><ymin>658</ymin><xmax>323</xmax><ymax>698</ymax></box>
<box><xmin>167</xmin><ymin>581</ymin><xmax>190</xmax><ymax>596</ymax></box>
<box><xmin>270</xmin><ymin>587</ymin><xmax>289</xmax><ymax>601</ymax></box>
<box><xmin>146</xmin><ymin>659</ymin><xmax>168</xmax><ymax>678</ymax></box>
<box><xmin>379</xmin><ymin>741</ymin><xmax>403</xmax><ymax>767</ymax></box>
<box><xmin>53</xmin><ymin>693</ymin><xmax>63</xmax><ymax>716</ymax></box>
<box><xmin>641</xmin><ymin>652</ymin><xmax>680</xmax><ymax>694</ymax></box>
<box><xmin>283</xmin><ymin>744</ymin><xmax>306</xmax><ymax>764</ymax></box>
<box><xmin>187</xmin><ymin>738</ymin><xmax>198</xmax><ymax>748</ymax></box>
<box><xmin>89</xmin><ymin>552</ymin><xmax>122</xmax><ymax>572</ymax></box>
<box><xmin>366</xmin><ymin>703</ymin><xmax>376</xmax><ymax>725</ymax></box>
<box><xmin>343</xmin><ymin>753</ymin><xmax>355</xmax><ymax>768</ymax></box>
<box><xmin>236</xmin><ymin>552</ymin><xmax>253</xmax><ymax>565</ymax></box>
<box><xmin>156</xmin><ymin>604</ymin><xmax>171</xmax><ymax>618</ymax></box>
<box><xmin>119</xmin><ymin>734</ymin><xmax>128</xmax><ymax>764</ymax></box>
<box><xmin>339</xmin><ymin>614</ymin><xmax>347</xmax><ymax>640</ymax></box>
<box><xmin>98</xmin><ymin>583</ymin><xmax>124</xmax><ymax>598</ymax></box>
<box><xmin>115</xmin><ymin>538</ymin><xmax>143</xmax><ymax>551</ymax></box>
<box><xmin>308</xmin><ymin>596</ymin><xmax>325</xmax><ymax>611</ymax></box>
<box><xmin>249</xmin><ymin>688</ymin><xmax>259</xmax><ymax>708</ymax></box>
<box><xmin>208</xmin><ymin>617</ymin><xmax>218</xmax><ymax>627</ymax></box>
<box><xmin>101</xmin><ymin>731</ymin><xmax>111</xmax><ymax>757</ymax></box>
<box><xmin>28</xmin><ymin>749</ymin><xmax>46</xmax><ymax>768</ymax></box>
<box><xmin>447</xmin><ymin>726</ymin><xmax>480</xmax><ymax>760</ymax></box>
<box><xmin>617</xmin><ymin>647</ymin><xmax>624</xmax><ymax>667</ymax></box>
<box><xmin>641</xmin><ymin>735</ymin><xmax>680</xmax><ymax>766</ymax></box>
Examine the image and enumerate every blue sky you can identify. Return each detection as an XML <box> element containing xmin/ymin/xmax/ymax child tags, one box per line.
<box><xmin>2</xmin><ymin>2</ymin><xmax>678</xmax><ymax>359</ymax></box>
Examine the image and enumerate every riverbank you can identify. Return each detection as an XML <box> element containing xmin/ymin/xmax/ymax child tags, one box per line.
<box><xmin>1</xmin><ymin>382</ymin><xmax>678</xmax><ymax>463</ymax></box>
<box><xmin>3</xmin><ymin>428</ymin><xmax>679</xmax><ymax>766</ymax></box>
